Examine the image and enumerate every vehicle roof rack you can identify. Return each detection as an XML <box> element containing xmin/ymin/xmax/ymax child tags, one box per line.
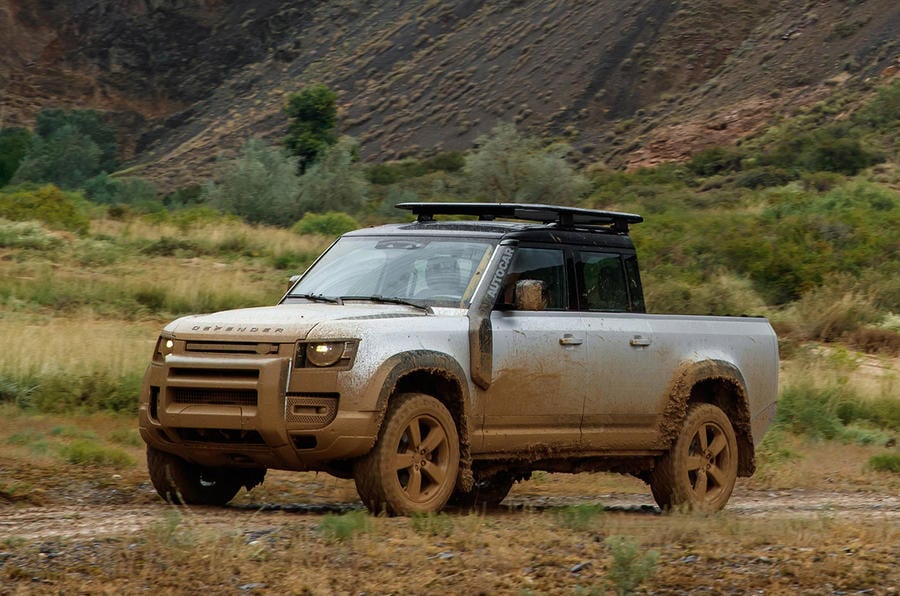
<box><xmin>397</xmin><ymin>202</ymin><xmax>643</xmax><ymax>234</ymax></box>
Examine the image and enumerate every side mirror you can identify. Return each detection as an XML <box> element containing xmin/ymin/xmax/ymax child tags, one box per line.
<box><xmin>288</xmin><ymin>274</ymin><xmax>301</xmax><ymax>291</ymax></box>
<box><xmin>513</xmin><ymin>279</ymin><xmax>548</xmax><ymax>311</ymax></box>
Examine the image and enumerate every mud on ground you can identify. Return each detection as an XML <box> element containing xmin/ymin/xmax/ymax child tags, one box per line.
<box><xmin>1</xmin><ymin>453</ymin><xmax>898</xmax><ymax>595</ymax></box>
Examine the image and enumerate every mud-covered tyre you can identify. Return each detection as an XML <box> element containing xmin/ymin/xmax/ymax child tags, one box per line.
<box><xmin>449</xmin><ymin>474</ymin><xmax>515</xmax><ymax>510</ymax></box>
<box><xmin>650</xmin><ymin>403</ymin><xmax>738</xmax><ymax>512</ymax></box>
<box><xmin>147</xmin><ymin>446</ymin><xmax>245</xmax><ymax>506</ymax></box>
<box><xmin>354</xmin><ymin>393</ymin><xmax>460</xmax><ymax>515</ymax></box>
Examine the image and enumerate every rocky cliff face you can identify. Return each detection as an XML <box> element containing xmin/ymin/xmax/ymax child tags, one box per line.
<box><xmin>2</xmin><ymin>0</ymin><xmax>898</xmax><ymax>189</ymax></box>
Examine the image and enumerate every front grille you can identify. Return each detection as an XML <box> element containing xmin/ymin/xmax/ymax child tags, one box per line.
<box><xmin>172</xmin><ymin>388</ymin><xmax>257</xmax><ymax>406</ymax></box>
<box><xmin>185</xmin><ymin>341</ymin><xmax>279</xmax><ymax>355</ymax></box>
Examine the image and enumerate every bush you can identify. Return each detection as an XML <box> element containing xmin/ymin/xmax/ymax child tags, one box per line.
<box><xmin>0</xmin><ymin>219</ymin><xmax>64</xmax><ymax>250</ymax></box>
<box><xmin>733</xmin><ymin>166</ymin><xmax>795</xmax><ymax>189</ymax></box>
<box><xmin>295</xmin><ymin>137</ymin><xmax>368</xmax><ymax>214</ymax></box>
<box><xmin>22</xmin><ymin>371</ymin><xmax>141</xmax><ymax>414</ymax></box>
<box><xmin>34</xmin><ymin>108</ymin><xmax>118</xmax><ymax>171</ymax></box>
<box><xmin>465</xmin><ymin>122</ymin><xmax>589</xmax><ymax>204</ymax></box>
<box><xmin>60</xmin><ymin>439</ymin><xmax>135</xmax><ymax>467</ymax></box>
<box><xmin>555</xmin><ymin>502</ymin><xmax>605</xmax><ymax>531</ymax></box>
<box><xmin>868</xmin><ymin>453</ymin><xmax>900</xmax><ymax>473</ymax></box>
<box><xmin>203</xmin><ymin>139</ymin><xmax>302</xmax><ymax>226</ymax></box>
<box><xmin>687</xmin><ymin>146</ymin><xmax>744</xmax><ymax>176</ymax></box>
<box><xmin>85</xmin><ymin>173</ymin><xmax>158</xmax><ymax>206</ymax></box>
<box><xmin>0</xmin><ymin>184</ymin><xmax>90</xmax><ymax>233</ymax></box>
<box><xmin>317</xmin><ymin>511</ymin><xmax>372</xmax><ymax>542</ymax></box>
<box><xmin>291</xmin><ymin>211</ymin><xmax>359</xmax><ymax>236</ymax></box>
<box><xmin>12</xmin><ymin>125</ymin><xmax>104</xmax><ymax>189</ymax></box>
<box><xmin>789</xmin><ymin>280</ymin><xmax>879</xmax><ymax>342</ymax></box>
<box><xmin>604</xmin><ymin>536</ymin><xmax>659</xmax><ymax>596</ymax></box>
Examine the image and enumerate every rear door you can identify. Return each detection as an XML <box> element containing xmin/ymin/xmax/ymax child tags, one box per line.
<box><xmin>575</xmin><ymin>251</ymin><xmax>664</xmax><ymax>449</ymax></box>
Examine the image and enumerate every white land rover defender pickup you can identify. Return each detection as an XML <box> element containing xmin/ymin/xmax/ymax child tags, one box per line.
<box><xmin>139</xmin><ymin>203</ymin><xmax>778</xmax><ymax>514</ymax></box>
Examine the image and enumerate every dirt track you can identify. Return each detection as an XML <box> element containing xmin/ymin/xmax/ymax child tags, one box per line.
<box><xmin>3</xmin><ymin>486</ymin><xmax>897</xmax><ymax>542</ymax></box>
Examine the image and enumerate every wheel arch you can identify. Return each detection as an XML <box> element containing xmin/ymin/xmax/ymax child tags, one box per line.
<box><xmin>658</xmin><ymin>359</ymin><xmax>756</xmax><ymax>476</ymax></box>
<box><xmin>370</xmin><ymin>350</ymin><xmax>474</xmax><ymax>492</ymax></box>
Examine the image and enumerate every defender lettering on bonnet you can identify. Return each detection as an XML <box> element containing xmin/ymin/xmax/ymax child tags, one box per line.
<box><xmin>140</xmin><ymin>202</ymin><xmax>778</xmax><ymax>516</ymax></box>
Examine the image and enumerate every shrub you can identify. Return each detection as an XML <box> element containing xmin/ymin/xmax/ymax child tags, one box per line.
<box><xmin>84</xmin><ymin>173</ymin><xmax>158</xmax><ymax>206</ymax></box>
<box><xmin>0</xmin><ymin>184</ymin><xmax>90</xmax><ymax>233</ymax></box>
<box><xmin>34</xmin><ymin>108</ymin><xmax>118</xmax><ymax>171</ymax></box>
<box><xmin>291</xmin><ymin>211</ymin><xmax>359</xmax><ymax>236</ymax></box>
<box><xmin>775</xmin><ymin>382</ymin><xmax>846</xmax><ymax>440</ymax></box>
<box><xmin>465</xmin><ymin>122</ymin><xmax>589</xmax><ymax>204</ymax></box>
<box><xmin>410</xmin><ymin>512</ymin><xmax>454</xmax><ymax>537</ymax></box>
<box><xmin>23</xmin><ymin>371</ymin><xmax>140</xmax><ymax>414</ymax></box>
<box><xmin>789</xmin><ymin>281</ymin><xmax>879</xmax><ymax>342</ymax></box>
<box><xmin>59</xmin><ymin>439</ymin><xmax>135</xmax><ymax>467</ymax></box>
<box><xmin>203</xmin><ymin>138</ymin><xmax>302</xmax><ymax>226</ymax></box>
<box><xmin>0</xmin><ymin>219</ymin><xmax>64</xmax><ymax>250</ymax></box>
<box><xmin>317</xmin><ymin>511</ymin><xmax>372</xmax><ymax>542</ymax></box>
<box><xmin>555</xmin><ymin>502</ymin><xmax>605</xmax><ymax>531</ymax></box>
<box><xmin>294</xmin><ymin>137</ymin><xmax>368</xmax><ymax>215</ymax></box>
<box><xmin>733</xmin><ymin>166</ymin><xmax>795</xmax><ymax>189</ymax></box>
<box><xmin>604</xmin><ymin>535</ymin><xmax>659</xmax><ymax>596</ymax></box>
<box><xmin>868</xmin><ymin>453</ymin><xmax>900</xmax><ymax>473</ymax></box>
<box><xmin>687</xmin><ymin>146</ymin><xmax>743</xmax><ymax>176</ymax></box>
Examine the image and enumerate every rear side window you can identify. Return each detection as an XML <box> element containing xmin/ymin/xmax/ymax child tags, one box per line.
<box><xmin>579</xmin><ymin>252</ymin><xmax>629</xmax><ymax>311</ymax></box>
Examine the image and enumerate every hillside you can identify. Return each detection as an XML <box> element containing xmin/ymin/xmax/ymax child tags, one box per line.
<box><xmin>2</xmin><ymin>0</ymin><xmax>899</xmax><ymax>189</ymax></box>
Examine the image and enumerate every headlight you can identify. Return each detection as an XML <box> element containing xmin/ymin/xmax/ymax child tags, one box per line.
<box><xmin>153</xmin><ymin>335</ymin><xmax>175</xmax><ymax>363</ymax></box>
<box><xmin>300</xmin><ymin>340</ymin><xmax>358</xmax><ymax>368</ymax></box>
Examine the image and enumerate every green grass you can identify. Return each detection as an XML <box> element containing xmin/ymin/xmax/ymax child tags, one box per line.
<box><xmin>317</xmin><ymin>510</ymin><xmax>372</xmax><ymax>542</ymax></box>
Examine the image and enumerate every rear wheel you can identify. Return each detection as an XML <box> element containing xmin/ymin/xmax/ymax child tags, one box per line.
<box><xmin>354</xmin><ymin>393</ymin><xmax>460</xmax><ymax>515</ymax></box>
<box><xmin>650</xmin><ymin>403</ymin><xmax>738</xmax><ymax>512</ymax></box>
<box><xmin>147</xmin><ymin>446</ymin><xmax>258</xmax><ymax>506</ymax></box>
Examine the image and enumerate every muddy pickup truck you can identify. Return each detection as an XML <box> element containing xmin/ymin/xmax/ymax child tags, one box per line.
<box><xmin>140</xmin><ymin>203</ymin><xmax>778</xmax><ymax>514</ymax></box>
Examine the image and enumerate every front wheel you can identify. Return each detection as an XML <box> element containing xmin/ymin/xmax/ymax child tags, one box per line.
<box><xmin>354</xmin><ymin>393</ymin><xmax>460</xmax><ymax>515</ymax></box>
<box><xmin>650</xmin><ymin>403</ymin><xmax>738</xmax><ymax>512</ymax></box>
<box><xmin>147</xmin><ymin>446</ymin><xmax>256</xmax><ymax>506</ymax></box>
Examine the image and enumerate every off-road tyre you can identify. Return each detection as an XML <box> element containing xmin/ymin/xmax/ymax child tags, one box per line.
<box><xmin>650</xmin><ymin>403</ymin><xmax>738</xmax><ymax>512</ymax></box>
<box><xmin>448</xmin><ymin>473</ymin><xmax>515</xmax><ymax>510</ymax></box>
<box><xmin>147</xmin><ymin>446</ymin><xmax>246</xmax><ymax>506</ymax></box>
<box><xmin>354</xmin><ymin>392</ymin><xmax>460</xmax><ymax>515</ymax></box>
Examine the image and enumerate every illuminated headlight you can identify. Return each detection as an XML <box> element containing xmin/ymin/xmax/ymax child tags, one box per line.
<box><xmin>300</xmin><ymin>340</ymin><xmax>358</xmax><ymax>368</ymax></box>
<box><xmin>153</xmin><ymin>335</ymin><xmax>175</xmax><ymax>363</ymax></box>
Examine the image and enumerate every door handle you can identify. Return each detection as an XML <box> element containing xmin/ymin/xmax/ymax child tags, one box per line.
<box><xmin>559</xmin><ymin>334</ymin><xmax>584</xmax><ymax>346</ymax></box>
<box><xmin>630</xmin><ymin>335</ymin><xmax>651</xmax><ymax>347</ymax></box>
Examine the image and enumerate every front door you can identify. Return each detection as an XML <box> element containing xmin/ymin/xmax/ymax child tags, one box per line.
<box><xmin>481</xmin><ymin>246</ymin><xmax>586</xmax><ymax>452</ymax></box>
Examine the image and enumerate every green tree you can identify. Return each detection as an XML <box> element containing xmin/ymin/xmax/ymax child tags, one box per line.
<box><xmin>295</xmin><ymin>137</ymin><xmax>368</xmax><ymax>215</ymax></box>
<box><xmin>12</xmin><ymin>125</ymin><xmax>103</xmax><ymax>190</ymax></box>
<box><xmin>464</xmin><ymin>123</ymin><xmax>589</xmax><ymax>204</ymax></box>
<box><xmin>35</xmin><ymin>108</ymin><xmax>118</xmax><ymax>171</ymax></box>
<box><xmin>84</xmin><ymin>173</ymin><xmax>159</xmax><ymax>206</ymax></box>
<box><xmin>202</xmin><ymin>139</ymin><xmax>302</xmax><ymax>225</ymax></box>
<box><xmin>0</xmin><ymin>127</ymin><xmax>33</xmax><ymax>187</ymax></box>
<box><xmin>284</xmin><ymin>84</ymin><xmax>338</xmax><ymax>172</ymax></box>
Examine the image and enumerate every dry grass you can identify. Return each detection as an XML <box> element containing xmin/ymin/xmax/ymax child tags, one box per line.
<box><xmin>0</xmin><ymin>315</ymin><xmax>158</xmax><ymax>378</ymax></box>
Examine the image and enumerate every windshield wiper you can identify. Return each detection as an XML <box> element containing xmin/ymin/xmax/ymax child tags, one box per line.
<box><xmin>338</xmin><ymin>295</ymin><xmax>432</xmax><ymax>312</ymax></box>
<box><xmin>290</xmin><ymin>293</ymin><xmax>340</xmax><ymax>304</ymax></box>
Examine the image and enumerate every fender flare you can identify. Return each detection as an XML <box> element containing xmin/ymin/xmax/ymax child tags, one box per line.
<box><xmin>657</xmin><ymin>359</ymin><xmax>756</xmax><ymax>476</ymax></box>
<box><xmin>369</xmin><ymin>350</ymin><xmax>475</xmax><ymax>491</ymax></box>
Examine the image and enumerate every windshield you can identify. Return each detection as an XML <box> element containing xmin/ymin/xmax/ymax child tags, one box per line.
<box><xmin>286</xmin><ymin>236</ymin><xmax>498</xmax><ymax>308</ymax></box>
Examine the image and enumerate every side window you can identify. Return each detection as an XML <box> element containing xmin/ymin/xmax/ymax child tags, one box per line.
<box><xmin>623</xmin><ymin>255</ymin><xmax>645</xmax><ymax>312</ymax></box>
<box><xmin>503</xmin><ymin>247</ymin><xmax>568</xmax><ymax>310</ymax></box>
<box><xmin>579</xmin><ymin>252</ymin><xmax>629</xmax><ymax>312</ymax></box>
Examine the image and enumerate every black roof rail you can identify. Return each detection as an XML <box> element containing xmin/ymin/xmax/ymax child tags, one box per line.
<box><xmin>397</xmin><ymin>202</ymin><xmax>643</xmax><ymax>233</ymax></box>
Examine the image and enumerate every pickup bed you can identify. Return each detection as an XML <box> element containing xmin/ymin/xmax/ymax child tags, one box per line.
<box><xmin>139</xmin><ymin>203</ymin><xmax>778</xmax><ymax>514</ymax></box>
